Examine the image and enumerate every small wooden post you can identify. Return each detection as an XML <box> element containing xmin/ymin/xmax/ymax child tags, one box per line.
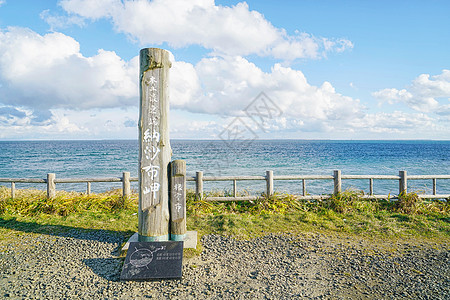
<box><xmin>86</xmin><ymin>182</ymin><xmax>91</xmax><ymax>195</ymax></box>
<box><xmin>369</xmin><ymin>178</ymin><xmax>374</xmax><ymax>196</ymax></box>
<box><xmin>170</xmin><ymin>160</ymin><xmax>186</xmax><ymax>241</ymax></box>
<box><xmin>266</xmin><ymin>170</ymin><xmax>274</xmax><ymax>196</ymax></box>
<box><xmin>302</xmin><ymin>179</ymin><xmax>306</xmax><ymax>196</ymax></box>
<box><xmin>399</xmin><ymin>170</ymin><xmax>407</xmax><ymax>194</ymax></box>
<box><xmin>47</xmin><ymin>173</ymin><xmax>56</xmax><ymax>199</ymax></box>
<box><xmin>11</xmin><ymin>182</ymin><xmax>15</xmax><ymax>199</ymax></box>
<box><xmin>233</xmin><ymin>180</ymin><xmax>237</xmax><ymax>197</ymax></box>
<box><xmin>433</xmin><ymin>178</ymin><xmax>437</xmax><ymax>195</ymax></box>
<box><xmin>333</xmin><ymin>170</ymin><xmax>341</xmax><ymax>195</ymax></box>
<box><xmin>196</xmin><ymin>171</ymin><xmax>203</xmax><ymax>199</ymax></box>
<box><xmin>138</xmin><ymin>48</ymin><xmax>172</xmax><ymax>242</ymax></box>
<box><xmin>122</xmin><ymin>172</ymin><xmax>131</xmax><ymax>197</ymax></box>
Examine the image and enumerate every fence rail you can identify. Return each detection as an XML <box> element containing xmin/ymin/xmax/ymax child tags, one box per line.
<box><xmin>1</xmin><ymin>170</ymin><xmax>449</xmax><ymax>200</ymax></box>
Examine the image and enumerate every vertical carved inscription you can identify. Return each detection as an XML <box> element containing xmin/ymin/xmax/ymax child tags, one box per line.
<box><xmin>141</xmin><ymin>73</ymin><xmax>161</xmax><ymax>206</ymax></box>
<box><xmin>171</xmin><ymin>178</ymin><xmax>185</xmax><ymax>221</ymax></box>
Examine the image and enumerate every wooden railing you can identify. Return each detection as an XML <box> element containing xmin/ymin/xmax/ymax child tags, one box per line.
<box><xmin>0</xmin><ymin>172</ymin><xmax>138</xmax><ymax>199</ymax></box>
<box><xmin>188</xmin><ymin>170</ymin><xmax>450</xmax><ymax>201</ymax></box>
<box><xmin>1</xmin><ymin>170</ymin><xmax>449</xmax><ymax>200</ymax></box>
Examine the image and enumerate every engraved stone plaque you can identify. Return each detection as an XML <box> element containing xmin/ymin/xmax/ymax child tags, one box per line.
<box><xmin>120</xmin><ymin>241</ymin><xmax>183</xmax><ymax>281</ymax></box>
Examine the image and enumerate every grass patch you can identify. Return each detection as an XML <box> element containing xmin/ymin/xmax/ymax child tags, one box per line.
<box><xmin>186</xmin><ymin>189</ymin><xmax>449</xmax><ymax>240</ymax></box>
<box><xmin>0</xmin><ymin>187</ymin><xmax>137</xmax><ymax>217</ymax></box>
<box><xmin>1</xmin><ymin>187</ymin><xmax>449</xmax><ymax>244</ymax></box>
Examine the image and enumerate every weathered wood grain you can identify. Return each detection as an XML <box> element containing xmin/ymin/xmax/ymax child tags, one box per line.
<box><xmin>138</xmin><ymin>48</ymin><xmax>172</xmax><ymax>241</ymax></box>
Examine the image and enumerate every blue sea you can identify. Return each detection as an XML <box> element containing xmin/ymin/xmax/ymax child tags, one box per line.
<box><xmin>0</xmin><ymin>140</ymin><xmax>449</xmax><ymax>196</ymax></box>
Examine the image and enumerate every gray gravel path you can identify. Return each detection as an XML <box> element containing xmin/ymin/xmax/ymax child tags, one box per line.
<box><xmin>0</xmin><ymin>229</ymin><xmax>448</xmax><ymax>299</ymax></box>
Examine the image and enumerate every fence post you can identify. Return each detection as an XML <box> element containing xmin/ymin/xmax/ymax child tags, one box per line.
<box><xmin>138</xmin><ymin>48</ymin><xmax>172</xmax><ymax>242</ymax></box>
<box><xmin>233</xmin><ymin>180</ymin><xmax>237</xmax><ymax>197</ymax></box>
<box><xmin>302</xmin><ymin>179</ymin><xmax>306</xmax><ymax>196</ymax></box>
<box><xmin>369</xmin><ymin>178</ymin><xmax>374</xmax><ymax>196</ymax></box>
<box><xmin>399</xmin><ymin>170</ymin><xmax>407</xmax><ymax>194</ymax></box>
<box><xmin>196</xmin><ymin>171</ymin><xmax>203</xmax><ymax>199</ymax></box>
<box><xmin>11</xmin><ymin>182</ymin><xmax>15</xmax><ymax>199</ymax></box>
<box><xmin>333</xmin><ymin>170</ymin><xmax>341</xmax><ymax>195</ymax></box>
<box><xmin>266</xmin><ymin>170</ymin><xmax>274</xmax><ymax>196</ymax></box>
<box><xmin>170</xmin><ymin>160</ymin><xmax>186</xmax><ymax>241</ymax></box>
<box><xmin>86</xmin><ymin>182</ymin><xmax>91</xmax><ymax>195</ymax></box>
<box><xmin>47</xmin><ymin>173</ymin><xmax>56</xmax><ymax>199</ymax></box>
<box><xmin>122</xmin><ymin>171</ymin><xmax>131</xmax><ymax>197</ymax></box>
<box><xmin>433</xmin><ymin>178</ymin><xmax>437</xmax><ymax>195</ymax></box>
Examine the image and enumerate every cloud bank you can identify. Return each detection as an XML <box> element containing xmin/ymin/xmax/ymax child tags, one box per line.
<box><xmin>0</xmin><ymin>26</ymin><xmax>362</xmax><ymax>136</ymax></box>
<box><xmin>55</xmin><ymin>0</ymin><xmax>353</xmax><ymax>60</ymax></box>
<box><xmin>373</xmin><ymin>69</ymin><xmax>450</xmax><ymax>114</ymax></box>
<box><xmin>0</xmin><ymin>27</ymin><xmax>138</xmax><ymax>111</ymax></box>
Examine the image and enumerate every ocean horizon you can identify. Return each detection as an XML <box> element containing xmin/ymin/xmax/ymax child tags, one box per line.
<box><xmin>1</xmin><ymin>139</ymin><xmax>449</xmax><ymax>195</ymax></box>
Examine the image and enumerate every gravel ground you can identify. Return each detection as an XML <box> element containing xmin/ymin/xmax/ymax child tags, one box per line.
<box><xmin>0</xmin><ymin>229</ymin><xmax>448</xmax><ymax>299</ymax></box>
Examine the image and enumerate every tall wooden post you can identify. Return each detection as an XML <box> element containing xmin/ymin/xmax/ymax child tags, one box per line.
<box><xmin>138</xmin><ymin>48</ymin><xmax>172</xmax><ymax>242</ymax></box>
<box><xmin>170</xmin><ymin>160</ymin><xmax>186</xmax><ymax>241</ymax></box>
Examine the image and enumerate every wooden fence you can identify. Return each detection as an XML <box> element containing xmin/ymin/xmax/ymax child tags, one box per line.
<box><xmin>1</xmin><ymin>170</ymin><xmax>449</xmax><ymax>200</ymax></box>
<box><xmin>189</xmin><ymin>170</ymin><xmax>450</xmax><ymax>201</ymax></box>
<box><xmin>0</xmin><ymin>172</ymin><xmax>138</xmax><ymax>199</ymax></box>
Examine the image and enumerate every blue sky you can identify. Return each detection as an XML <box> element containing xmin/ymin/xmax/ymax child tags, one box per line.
<box><xmin>0</xmin><ymin>0</ymin><xmax>449</xmax><ymax>140</ymax></box>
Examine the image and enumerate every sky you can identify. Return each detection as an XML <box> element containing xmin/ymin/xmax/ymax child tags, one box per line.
<box><xmin>0</xmin><ymin>0</ymin><xmax>449</xmax><ymax>140</ymax></box>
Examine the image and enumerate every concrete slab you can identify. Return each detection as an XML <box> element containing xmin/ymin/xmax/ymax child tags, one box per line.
<box><xmin>121</xmin><ymin>231</ymin><xmax>197</xmax><ymax>252</ymax></box>
<box><xmin>183</xmin><ymin>231</ymin><xmax>198</xmax><ymax>249</ymax></box>
<box><xmin>121</xmin><ymin>232</ymin><xmax>139</xmax><ymax>252</ymax></box>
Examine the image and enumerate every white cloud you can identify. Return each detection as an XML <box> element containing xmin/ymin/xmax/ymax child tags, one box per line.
<box><xmin>0</xmin><ymin>27</ymin><xmax>138</xmax><ymax>115</ymax></box>
<box><xmin>40</xmin><ymin>9</ymin><xmax>85</xmax><ymax>30</ymax></box>
<box><xmin>0</xmin><ymin>106</ymin><xmax>142</xmax><ymax>139</ymax></box>
<box><xmin>435</xmin><ymin>104</ymin><xmax>450</xmax><ymax>116</ymax></box>
<box><xmin>373</xmin><ymin>88</ymin><xmax>413</xmax><ymax>105</ymax></box>
<box><xmin>169</xmin><ymin>56</ymin><xmax>449</xmax><ymax>138</ymax></box>
<box><xmin>170</xmin><ymin>55</ymin><xmax>363</xmax><ymax>125</ymax></box>
<box><xmin>349</xmin><ymin>111</ymin><xmax>435</xmax><ymax>133</ymax></box>
<box><xmin>373</xmin><ymin>69</ymin><xmax>450</xmax><ymax>112</ymax></box>
<box><xmin>0</xmin><ymin>107</ymin><xmax>86</xmax><ymax>139</ymax></box>
<box><xmin>57</xmin><ymin>0</ymin><xmax>352</xmax><ymax>60</ymax></box>
<box><xmin>169</xmin><ymin>57</ymin><xmax>201</xmax><ymax>108</ymax></box>
<box><xmin>60</xmin><ymin>0</ymin><xmax>121</xmax><ymax>20</ymax></box>
<box><xmin>411</xmin><ymin>70</ymin><xmax>450</xmax><ymax>98</ymax></box>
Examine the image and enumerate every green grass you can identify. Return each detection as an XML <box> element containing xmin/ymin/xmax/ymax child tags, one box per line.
<box><xmin>1</xmin><ymin>186</ymin><xmax>449</xmax><ymax>246</ymax></box>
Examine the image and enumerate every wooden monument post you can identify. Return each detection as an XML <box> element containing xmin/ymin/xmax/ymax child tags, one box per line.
<box><xmin>170</xmin><ymin>160</ymin><xmax>187</xmax><ymax>241</ymax></box>
<box><xmin>138</xmin><ymin>48</ymin><xmax>172</xmax><ymax>241</ymax></box>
